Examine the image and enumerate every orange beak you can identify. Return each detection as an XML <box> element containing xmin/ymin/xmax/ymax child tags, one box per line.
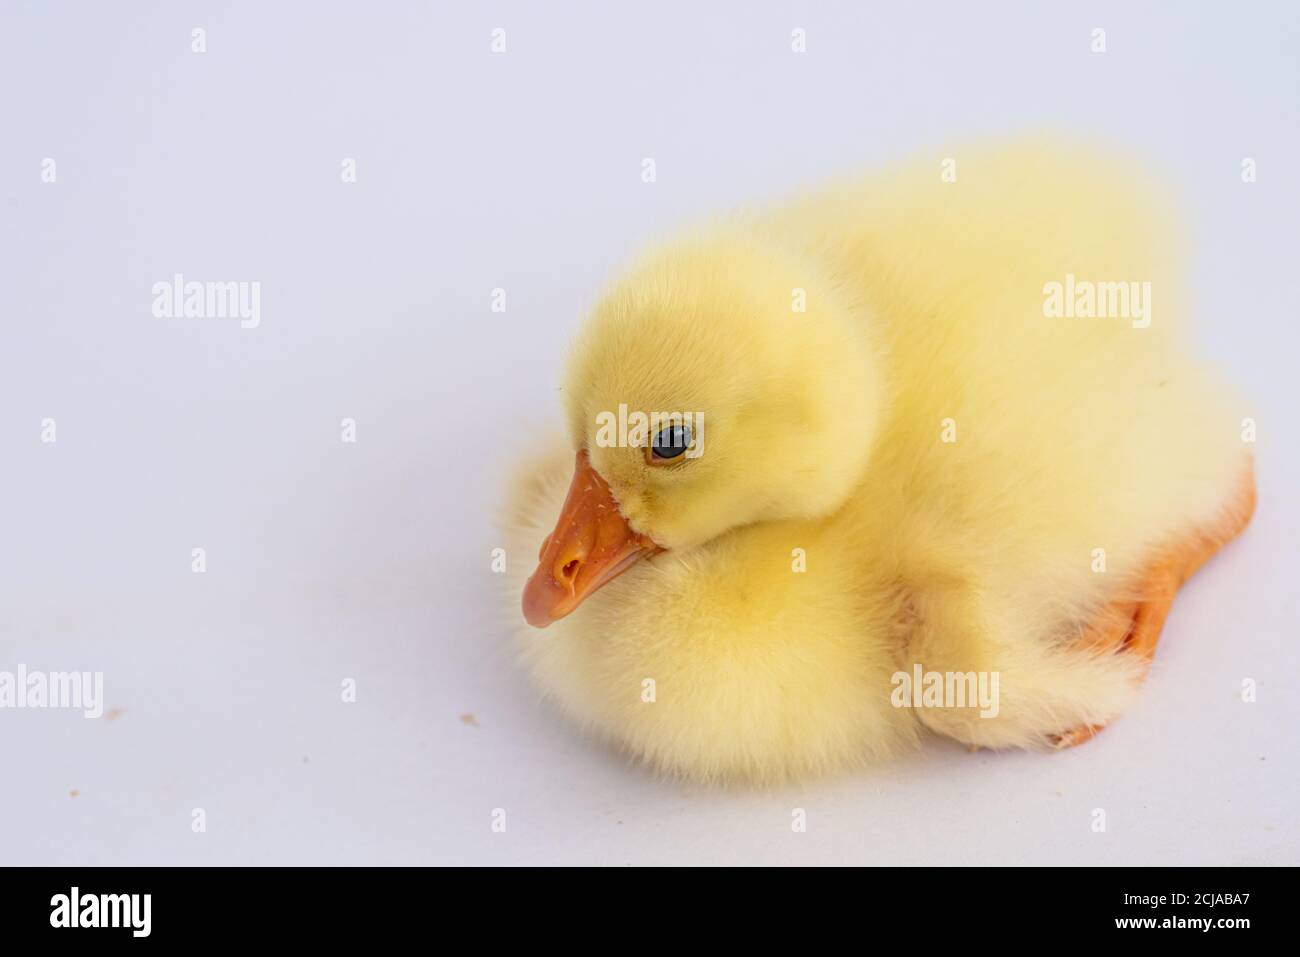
<box><xmin>522</xmin><ymin>450</ymin><xmax>662</xmax><ymax>628</ymax></box>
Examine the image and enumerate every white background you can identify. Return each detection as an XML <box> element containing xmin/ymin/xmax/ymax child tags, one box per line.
<box><xmin>2</xmin><ymin>1</ymin><xmax>1296</xmax><ymax>865</ymax></box>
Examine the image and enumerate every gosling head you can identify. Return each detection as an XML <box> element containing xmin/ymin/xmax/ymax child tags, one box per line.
<box><xmin>523</xmin><ymin>231</ymin><xmax>885</xmax><ymax>627</ymax></box>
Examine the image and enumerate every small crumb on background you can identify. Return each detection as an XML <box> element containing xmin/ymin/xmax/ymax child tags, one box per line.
<box><xmin>459</xmin><ymin>713</ymin><xmax>479</xmax><ymax>728</ymax></box>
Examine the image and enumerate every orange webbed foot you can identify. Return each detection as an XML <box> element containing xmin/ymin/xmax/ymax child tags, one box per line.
<box><xmin>1050</xmin><ymin>461</ymin><xmax>1256</xmax><ymax>749</ymax></box>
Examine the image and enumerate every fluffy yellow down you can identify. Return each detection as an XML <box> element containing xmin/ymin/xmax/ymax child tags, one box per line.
<box><xmin>502</xmin><ymin>138</ymin><xmax>1250</xmax><ymax>785</ymax></box>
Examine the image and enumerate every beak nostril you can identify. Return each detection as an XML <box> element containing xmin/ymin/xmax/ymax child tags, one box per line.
<box><xmin>522</xmin><ymin>449</ymin><xmax>660</xmax><ymax>628</ymax></box>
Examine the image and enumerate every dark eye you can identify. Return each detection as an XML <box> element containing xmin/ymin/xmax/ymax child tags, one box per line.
<box><xmin>651</xmin><ymin>424</ymin><xmax>692</xmax><ymax>460</ymax></box>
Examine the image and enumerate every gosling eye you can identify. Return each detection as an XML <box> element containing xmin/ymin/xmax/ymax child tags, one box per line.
<box><xmin>650</xmin><ymin>424</ymin><xmax>692</xmax><ymax>461</ymax></box>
